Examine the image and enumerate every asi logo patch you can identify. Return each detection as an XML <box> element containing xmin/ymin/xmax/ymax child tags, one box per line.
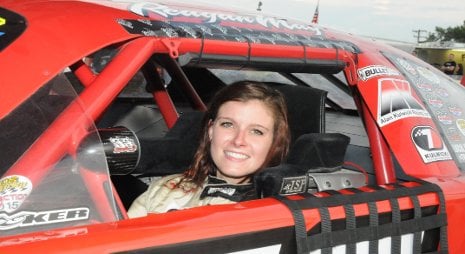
<box><xmin>411</xmin><ymin>126</ymin><xmax>452</xmax><ymax>163</ymax></box>
<box><xmin>377</xmin><ymin>78</ymin><xmax>430</xmax><ymax>127</ymax></box>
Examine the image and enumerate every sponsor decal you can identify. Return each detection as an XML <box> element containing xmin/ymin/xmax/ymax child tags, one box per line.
<box><xmin>0</xmin><ymin>175</ymin><xmax>32</xmax><ymax>213</ymax></box>
<box><xmin>448</xmin><ymin>104</ymin><xmax>463</xmax><ymax>117</ymax></box>
<box><xmin>426</xmin><ymin>94</ymin><xmax>444</xmax><ymax>109</ymax></box>
<box><xmin>377</xmin><ymin>78</ymin><xmax>430</xmax><ymax>127</ymax></box>
<box><xmin>456</xmin><ymin>119</ymin><xmax>465</xmax><ymax>136</ymax></box>
<box><xmin>417</xmin><ymin>67</ymin><xmax>440</xmax><ymax>84</ymax></box>
<box><xmin>127</xmin><ymin>2</ymin><xmax>322</xmax><ymax>35</ymax></box>
<box><xmin>446</xmin><ymin>127</ymin><xmax>462</xmax><ymax>142</ymax></box>
<box><xmin>452</xmin><ymin>143</ymin><xmax>465</xmax><ymax>153</ymax></box>
<box><xmin>357</xmin><ymin>65</ymin><xmax>400</xmax><ymax>81</ymax></box>
<box><xmin>416</xmin><ymin>83</ymin><xmax>433</xmax><ymax>92</ymax></box>
<box><xmin>457</xmin><ymin>153</ymin><xmax>465</xmax><ymax>163</ymax></box>
<box><xmin>0</xmin><ymin>207</ymin><xmax>89</xmax><ymax>231</ymax></box>
<box><xmin>436</xmin><ymin>111</ymin><xmax>453</xmax><ymax>125</ymax></box>
<box><xmin>207</xmin><ymin>187</ymin><xmax>236</xmax><ymax>196</ymax></box>
<box><xmin>109</xmin><ymin>136</ymin><xmax>138</xmax><ymax>153</ymax></box>
<box><xmin>0</xmin><ymin>17</ymin><xmax>5</xmax><ymax>37</ymax></box>
<box><xmin>396</xmin><ymin>58</ymin><xmax>418</xmax><ymax>76</ymax></box>
<box><xmin>280</xmin><ymin>176</ymin><xmax>307</xmax><ymax>195</ymax></box>
<box><xmin>117</xmin><ymin>19</ymin><xmax>133</xmax><ymax>29</ymax></box>
<box><xmin>411</xmin><ymin>126</ymin><xmax>452</xmax><ymax>163</ymax></box>
<box><xmin>434</xmin><ymin>87</ymin><xmax>449</xmax><ymax>98</ymax></box>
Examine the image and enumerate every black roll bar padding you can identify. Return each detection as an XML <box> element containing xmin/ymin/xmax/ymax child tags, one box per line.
<box><xmin>77</xmin><ymin>126</ymin><xmax>141</xmax><ymax>175</ymax></box>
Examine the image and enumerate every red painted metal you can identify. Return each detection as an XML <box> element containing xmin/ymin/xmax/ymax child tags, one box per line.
<box><xmin>361</xmin><ymin>100</ymin><xmax>396</xmax><ymax>184</ymax></box>
<box><xmin>70</xmin><ymin>60</ymin><xmax>96</xmax><ymax>87</ymax></box>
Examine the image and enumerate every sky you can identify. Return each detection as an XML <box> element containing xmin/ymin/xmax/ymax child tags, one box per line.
<box><xmin>191</xmin><ymin>0</ymin><xmax>465</xmax><ymax>44</ymax></box>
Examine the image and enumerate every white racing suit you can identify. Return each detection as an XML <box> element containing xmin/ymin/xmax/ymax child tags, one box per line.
<box><xmin>127</xmin><ymin>174</ymin><xmax>256</xmax><ymax>218</ymax></box>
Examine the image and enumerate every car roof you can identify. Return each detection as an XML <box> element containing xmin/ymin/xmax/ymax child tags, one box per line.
<box><xmin>0</xmin><ymin>0</ymin><xmax>373</xmax><ymax>118</ymax></box>
<box><xmin>0</xmin><ymin>0</ymin><xmax>141</xmax><ymax>117</ymax></box>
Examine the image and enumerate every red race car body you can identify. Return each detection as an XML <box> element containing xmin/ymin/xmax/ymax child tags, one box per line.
<box><xmin>0</xmin><ymin>0</ymin><xmax>464</xmax><ymax>253</ymax></box>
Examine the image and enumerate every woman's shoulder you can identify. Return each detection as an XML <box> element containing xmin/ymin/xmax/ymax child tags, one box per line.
<box><xmin>148</xmin><ymin>174</ymin><xmax>199</xmax><ymax>193</ymax></box>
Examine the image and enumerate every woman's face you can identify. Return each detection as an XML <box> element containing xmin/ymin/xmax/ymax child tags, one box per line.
<box><xmin>208</xmin><ymin>99</ymin><xmax>275</xmax><ymax>184</ymax></box>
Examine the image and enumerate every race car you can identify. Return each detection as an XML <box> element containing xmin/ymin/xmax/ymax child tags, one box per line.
<box><xmin>0</xmin><ymin>0</ymin><xmax>464</xmax><ymax>253</ymax></box>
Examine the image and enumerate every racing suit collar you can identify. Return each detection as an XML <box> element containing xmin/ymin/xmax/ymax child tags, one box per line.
<box><xmin>199</xmin><ymin>175</ymin><xmax>258</xmax><ymax>202</ymax></box>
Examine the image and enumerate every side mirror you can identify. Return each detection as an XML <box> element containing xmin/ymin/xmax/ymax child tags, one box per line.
<box><xmin>77</xmin><ymin>126</ymin><xmax>140</xmax><ymax>175</ymax></box>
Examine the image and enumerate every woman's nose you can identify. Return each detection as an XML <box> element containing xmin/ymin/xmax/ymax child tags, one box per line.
<box><xmin>232</xmin><ymin>129</ymin><xmax>247</xmax><ymax>146</ymax></box>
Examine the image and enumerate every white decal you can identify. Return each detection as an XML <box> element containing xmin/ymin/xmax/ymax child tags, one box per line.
<box><xmin>117</xmin><ymin>19</ymin><xmax>134</xmax><ymax>29</ymax></box>
<box><xmin>357</xmin><ymin>65</ymin><xmax>400</xmax><ymax>81</ymax></box>
<box><xmin>417</xmin><ymin>67</ymin><xmax>440</xmax><ymax>84</ymax></box>
<box><xmin>0</xmin><ymin>207</ymin><xmax>89</xmax><ymax>231</ymax></box>
<box><xmin>396</xmin><ymin>58</ymin><xmax>418</xmax><ymax>76</ymax></box>
<box><xmin>280</xmin><ymin>176</ymin><xmax>307</xmax><ymax>195</ymax></box>
<box><xmin>411</xmin><ymin>126</ymin><xmax>452</xmax><ymax>163</ymax></box>
<box><xmin>0</xmin><ymin>175</ymin><xmax>33</xmax><ymax>213</ymax></box>
<box><xmin>109</xmin><ymin>136</ymin><xmax>138</xmax><ymax>154</ymax></box>
<box><xmin>207</xmin><ymin>187</ymin><xmax>236</xmax><ymax>196</ymax></box>
<box><xmin>377</xmin><ymin>79</ymin><xmax>430</xmax><ymax>127</ymax></box>
<box><xmin>452</xmin><ymin>143</ymin><xmax>465</xmax><ymax>153</ymax></box>
<box><xmin>125</xmin><ymin>2</ymin><xmax>321</xmax><ymax>35</ymax></box>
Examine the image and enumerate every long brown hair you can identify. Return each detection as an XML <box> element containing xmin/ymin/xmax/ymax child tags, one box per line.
<box><xmin>183</xmin><ymin>81</ymin><xmax>290</xmax><ymax>185</ymax></box>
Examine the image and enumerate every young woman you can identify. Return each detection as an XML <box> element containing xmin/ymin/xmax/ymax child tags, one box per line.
<box><xmin>128</xmin><ymin>81</ymin><xmax>290</xmax><ymax>217</ymax></box>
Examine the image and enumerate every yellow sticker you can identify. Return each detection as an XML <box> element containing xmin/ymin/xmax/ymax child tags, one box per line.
<box><xmin>0</xmin><ymin>17</ymin><xmax>5</xmax><ymax>26</ymax></box>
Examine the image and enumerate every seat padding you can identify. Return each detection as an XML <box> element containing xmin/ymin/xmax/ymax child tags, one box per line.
<box><xmin>134</xmin><ymin>111</ymin><xmax>204</xmax><ymax>175</ymax></box>
<box><xmin>267</xmin><ymin>83</ymin><xmax>327</xmax><ymax>143</ymax></box>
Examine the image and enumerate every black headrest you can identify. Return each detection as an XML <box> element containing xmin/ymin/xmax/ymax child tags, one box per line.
<box><xmin>255</xmin><ymin>133</ymin><xmax>350</xmax><ymax>197</ymax></box>
<box><xmin>286</xmin><ymin>133</ymin><xmax>350</xmax><ymax>170</ymax></box>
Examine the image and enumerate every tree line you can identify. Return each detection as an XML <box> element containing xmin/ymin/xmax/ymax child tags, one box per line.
<box><xmin>426</xmin><ymin>21</ymin><xmax>465</xmax><ymax>43</ymax></box>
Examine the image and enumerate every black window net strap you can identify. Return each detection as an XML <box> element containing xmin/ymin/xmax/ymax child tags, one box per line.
<box><xmin>305</xmin><ymin>213</ymin><xmax>447</xmax><ymax>251</ymax></box>
<box><xmin>274</xmin><ymin>180</ymin><xmax>448</xmax><ymax>253</ymax></box>
<box><xmin>368</xmin><ymin>201</ymin><xmax>379</xmax><ymax>253</ymax></box>
<box><xmin>319</xmin><ymin>206</ymin><xmax>332</xmax><ymax>254</ymax></box>
<box><xmin>323</xmin><ymin>190</ymin><xmax>356</xmax><ymax>254</ymax></box>
<box><xmin>343</xmin><ymin>203</ymin><xmax>356</xmax><ymax>254</ymax></box>
<box><xmin>274</xmin><ymin>195</ymin><xmax>309</xmax><ymax>254</ymax></box>
<box><xmin>404</xmin><ymin>178</ymin><xmax>449</xmax><ymax>253</ymax></box>
<box><xmin>393</xmin><ymin>183</ymin><xmax>422</xmax><ymax>253</ymax></box>
<box><xmin>389</xmin><ymin>197</ymin><xmax>401</xmax><ymax>254</ymax></box>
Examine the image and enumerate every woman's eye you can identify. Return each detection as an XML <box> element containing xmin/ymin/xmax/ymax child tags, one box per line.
<box><xmin>219</xmin><ymin>121</ymin><xmax>233</xmax><ymax>128</ymax></box>
<box><xmin>251</xmin><ymin>129</ymin><xmax>264</xmax><ymax>136</ymax></box>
